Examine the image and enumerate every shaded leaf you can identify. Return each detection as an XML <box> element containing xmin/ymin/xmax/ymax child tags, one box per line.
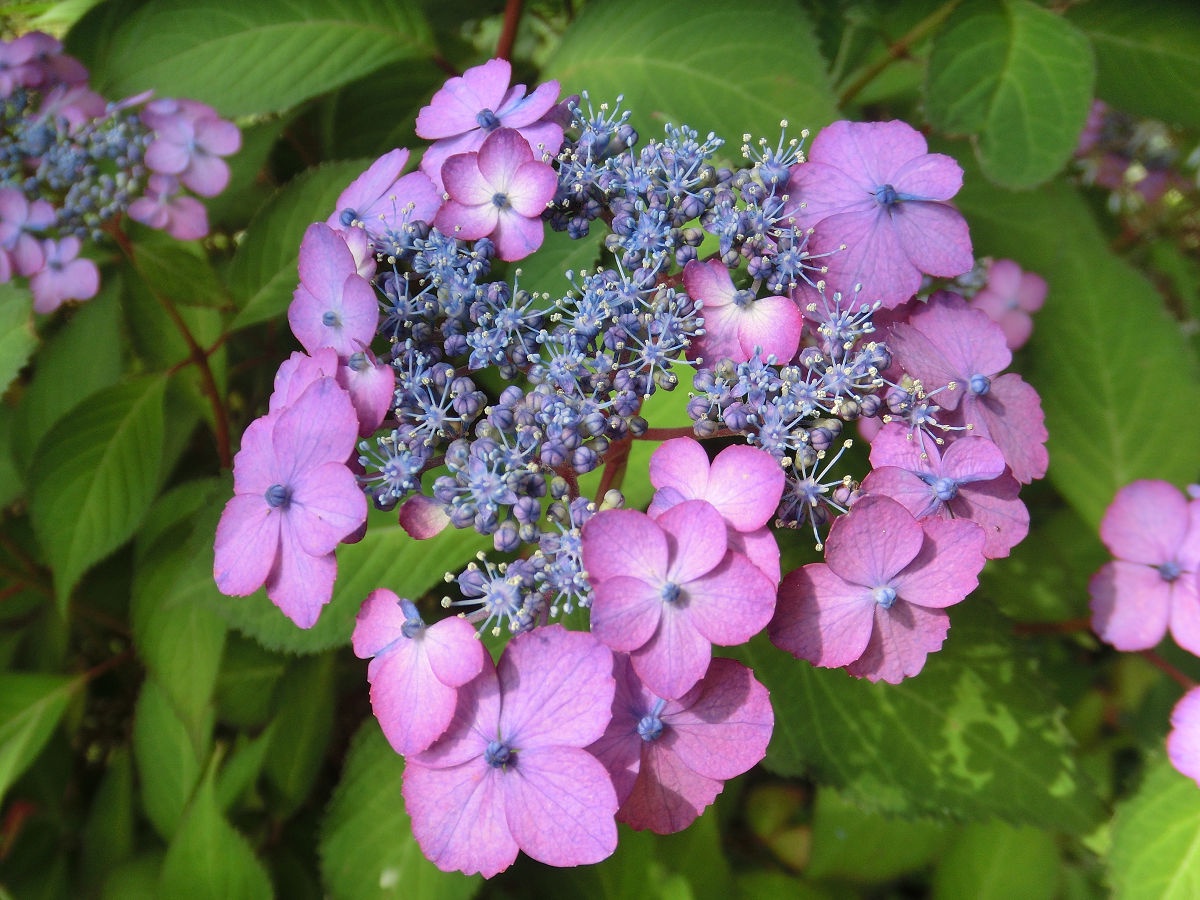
<box><xmin>0</xmin><ymin>673</ymin><xmax>78</xmax><ymax>804</ymax></box>
<box><xmin>545</xmin><ymin>0</ymin><xmax>838</xmax><ymax>146</ymax></box>
<box><xmin>263</xmin><ymin>652</ymin><xmax>335</xmax><ymax>814</ymax></box>
<box><xmin>932</xmin><ymin>820</ymin><xmax>1059</xmax><ymax>899</ymax></box>
<box><xmin>131</xmin><ymin>240</ymin><xmax>228</xmax><ymax>309</ymax></box>
<box><xmin>1067</xmin><ymin>0</ymin><xmax>1200</xmax><ymax>129</ymax></box>
<box><xmin>1109</xmin><ymin>758</ymin><xmax>1200</xmax><ymax>899</ymax></box>
<box><xmin>87</xmin><ymin>0</ymin><xmax>433</xmax><ymax>117</ymax></box>
<box><xmin>320</xmin><ymin>720</ymin><xmax>479</xmax><ymax>900</ymax></box>
<box><xmin>159</xmin><ymin>756</ymin><xmax>274</xmax><ymax>900</ymax></box>
<box><xmin>133</xmin><ymin>677</ymin><xmax>211</xmax><ymax>841</ymax></box>
<box><xmin>29</xmin><ymin>376</ymin><xmax>166</xmax><ymax>611</ymax></box>
<box><xmin>735</xmin><ymin>603</ymin><xmax>1101</xmax><ymax>831</ymax></box>
<box><xmin>80</xmin><ymin>749</ymin><xmax>136</xmax><ymax>887</ymax></box>
<box><xmin>926</xmin><ymin>0</ymin><xmax>1094</xmax><ymax>187</ymax></box>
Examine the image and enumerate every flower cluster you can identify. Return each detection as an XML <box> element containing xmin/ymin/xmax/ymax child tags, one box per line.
<box><xmin>0</xmin><ymin>31</ymin><xmax>239</xmax><ymax>312</ymax></box>
<box><xmin>1088</xmin><ymin>480</ymin><xmax>1200</xmax><ymax>786</ymax></box>
<box><xmin>213</xmin><ymin>58</ymin><xmax>1052</xmax><ymax>874</ymax></box>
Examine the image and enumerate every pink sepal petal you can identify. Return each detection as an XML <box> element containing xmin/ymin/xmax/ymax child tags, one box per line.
<box><xmin>684</xmin><ymin>551</ymin><xmax>776</xmax><ymax>645</ymax></box>
<box><xmin>403</xmin><ymin>761</ymin><xmax>518</xmax><ymax>878</ymax></box>
<box><xmin>705</xmin><ymin>444</ymin><xmax>786</xmax><ymax>531</ymax></box>
<box><xmin>890</xmin><ymin>517</ymin><xmax>985</xmax><ymax>609</ymax></box>
<box><xmin>657</xmin><ymin>500</ymin><xmax>729</xmax><ymax>584</ymax></box>
<box><xmin>666</xmin><ymin>657</ymin><xmax>773</xmax><ymax>781</ymax></box>
<box><xmin>582</xmin><ymin>508</ymin><xmax>669</xmax><ymax>582</ymax></box>
<box><xmin>620</xmin><ymin>741</ymin><xmax>722</xmax><ymax>835</ymax></box>
<box><xmin>959</xmin><ymin>373</ymin><xmax>1048</xmax><ymax>484</ymax></box>
<box><xmin>1099</xmin><ymin>480</ymin><xmax>1192</xmax><ymax>566</ymax></box>
<box><xmin>213</xmin><ymin>495</ymin><xmax>279</xmax><ymax>596</ymax></box>
<box><xmin>845</xmin><ymin>601</ymin><xmax>949</xmax><ymax>683</ymax></box>
<box><xmin>398</xmin><ymin>495</ymin><xmax>450</xmax><ymax>539</ymax></box>
<box><xmin>1168</xmin><ymin>577</ymin><xmax>1200</xmax><ymax>657</ymax></box>
<box><xmin>825</xmin><ymin>495</ymin><xmax>924</xmax><ymax>586</ymax></box>
<box><xmin>288</xmin><ymin>461</ymin><xmax>367</xmax><ymax>556</ymax></box>
<box><xmin>264</xmin><ymin>530</ymin><xmax>337</xmax><ymax>629</ymax></box>
<box><xmin>630</xmin><ymin>606</ymin><xmax>712</xmax><ymax>700</ymax></box>
<box><xmin>730</xmin><ymin>526</ymin><xmax>781</xmax><ymax>585</ymax></box>
<box><xmin>591</xmin><ymin>575</ymin><xmax>664</xmax><ymax>651</ymax></box>
<box><xmin>737</xmin><ymin>294</ymin><xmax>803</xmax><ymax>363</ymax></box>
<box><xmin>770</xmin><ymin>563</ymin><xmax>874</xmax><ymax>668</ymax></box>
<box><xmin>1089</xmin><ymin>561</ymin><xmax>1172</xmax><ymax>651</ymax></box>
<box><xmin>1168</xmin><ymin>686</ymin><xmax>1200</xmax><ymax>786</ymax></box>
<box><xmin>424</xmin><ymin>616</ymin><xmax>488</xmax><ymax>688</ymax></box>
<box><xmin>503</xmin><ymin>746</ymin><xmax>619</xmax><ymax>867</ymax></box>
<box><xmin>351</xmin><ymin>588</ymin><xmax>408</xmax><ymax>659</ymax></box>
<box><xmin>369</xmin><ymin>646</ymin><xmax>460</xmax><ymax>756</ymax></box>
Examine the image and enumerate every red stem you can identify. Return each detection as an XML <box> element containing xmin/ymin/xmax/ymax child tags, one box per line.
<box><xmin>496</xmin><ymin>0</ymin><xmax>524</xmax><ymax>61</ymax></box>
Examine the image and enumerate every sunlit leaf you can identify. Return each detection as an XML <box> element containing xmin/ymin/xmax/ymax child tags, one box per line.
<box><xmin>1110</xmin><ymin>758</ymin><xmax>1200</xmax><ymax>899</ymax></box>
<box><xmin>0</xmin><ymin>673</ymin><xmax>78</xmax><ymax>804</ymax></box>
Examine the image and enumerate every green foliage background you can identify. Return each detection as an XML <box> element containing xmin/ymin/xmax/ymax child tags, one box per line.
<box><xmin>2</xmin><ymin>0</ymin><xmax>1199</xmax><ymax>896</ymax></box>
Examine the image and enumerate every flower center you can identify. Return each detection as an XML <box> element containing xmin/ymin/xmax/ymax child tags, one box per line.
<box><xmin>874</xmin><ymin>183</ymin><xmax>900</xmax><ymax>207</ymax></box>
<box><xmin>933</xmin><ymin>477</ymin><xmax>959</xmax><ymax>502</ymax></box>
<box><xmin>1159</xmin><ymin>561</ymin><xmax>1182</xmax><ymax>582</ymax></box>
<box><xmin>491</xmin><ymin>192</ymin><xmax>511</xmax><ymax>210</ymax></box>
<box><xmin>637</xmin><ymin>713</ymin><xmax>665</xmax><ymax>742</ymax></box>
<box><xmin>660</xmin><ymin>581</ymin><xmax>681</xmax><ymax>604</ymax></box>
<box><xmin>339</xmin><ymin>208</ymin><xmax>358</xmax><ymax>227</ymax></box>
<box><xmin>399</xmin><ymin>598</ymin><xmax>425</xmax><ymax>638</ymax></box>
<box><xmin>968</xmin><ymin>373</ymin><xmax>991</xmax><ymax>396</ymax></box>
<box><xmin>476</xmin><ymin>108</ymin><xmax>501</xmax><ymax>132</ymax></box>
<box><xmin>484</xmin><ymin>739</ymin><xmax>514</xmax><ymax>769</ymax></box>
<box><xmin>322</xmin><ymin>310</ymin><xmax>342</xmax><ymax>327</ymax></box>
<box><xmin>873</xmin><ymin>585</ymin><xmax>897</xmax><ymax>609</ymax></box>
<box><xmin>348</xmin><ymin>351</ymin><xmax>370</xmax><ymax>372</ymax></box>
<box><xmin>264</xmin><ymin>483</ymin><xmax>291</xmax><ymax>509</ymax></box>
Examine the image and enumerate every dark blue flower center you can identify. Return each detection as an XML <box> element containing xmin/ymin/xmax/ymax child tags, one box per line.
<box><xmin>873</xmin><ymin>585</ymin><xmax>897</xmax><ymax>609</ymax></box>
<box><xmin>660</xmin><ymin>581</ymin><xmax>681</xmax><ymax>603</ymax></box>
<box><xmin>348</xmin><ymin>351</ymin><xmax>370</xmax><ymax>372</ymax></box>
<box><xmin>265</xmin><ymin>483</ymin><xmax>291</xmax><ymax>509</ymax></box>
<box><xmin>339</xmin><ymin>208</ymin><xmax>358</xmax><ymax>227</ymax></box>
<box><xmin>637</xmin><ymin>713</ymin><xmax>664</xmax><ymax>742</ymax></box>
<box><xmin>322</xmin><ymin>310</ymin><xmax>341</xmax><ymax>327</ymax></box>
<box><xmin>484</xmin><ymin>739</ymin><xmax>514</xmax><ymax>769</ymax></box>
<box><xmin>491</xmin><ymin>192</ymin><xmax>511</xmax><ymax>210</ymax></box>
<box><xmin>1159</xmin><ymin>561</ymin><xmax>1182</xmax><ymax>582</ymax></box>
<box><xmin>969</xmin><ymin>374</ymin><xmax>991</xmax><ymax>396</ymax></box>
<box><xmin>476</xmin><ymin>108</ymin><xmax>501</xmax><ymax>132</ymax></box>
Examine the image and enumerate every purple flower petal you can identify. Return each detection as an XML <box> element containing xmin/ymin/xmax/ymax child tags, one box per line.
<box><xmin>404</xmin><ymin>760</ymin><xmax>517</xmax><ymax>877</ymax></box>
<box><xmin>1089</xmin><ymin>560</ymin><xmax>1172</xmax><ymax>650</ymax></box>
<box><xmin>591</xmin><ymin>575</ymin><xmax>665</xmax><ymax>651</ymax></box>
<box><xmin>263</xmin><ymin>528</ymin><xmax>337</xmax><ymax>629</ymax></box>
<box><xmin>824</xmin><ymin>495</ymin><xmax>924</xmax><ymax>587</ymax></box>
<box><xmin>620</xmin><ymin>739</ymin><xmax>722</xmax><ymax>834</ymax></box>
<box><xmin>213</xmin><ymin>494</ymin><xmax>280</xmax><ymax>596</ymax></box>
<box><xmin>658</xmin><ymin>500</ymin><xmax>729</xmax><ymax>584</ymax></box>
<box><xmin>845</xmin><ymin>600</ymin><xmax>950</xmax><ymax>683</ymax></box>
<box><xmin>582</xmin><ymin>508</ymin><xmax>669</xmax><ymax>583</ymax></box>
<box><xmin>1099</xmin><ymin>480</ymin><xmax>1192</xmax><ymax>566</ymax></box>
<box><xmin>770</xmin><ymin>563</ymin><xmax>875</xmax><ymax>668</ymax></box>
<box><xmin>630</xmin><ymin>605</ymin><xmax>712</xmax><ymax>700</ymax></box>
<box><xmin>890</xmin><ymin>516</ymin><xmax>985</xmax><ymax>609</ymax></box>
<box><xmin>1168</xmin><ymin>686</ymin><xmax>1200</xmax><ymax>786</ymax></box>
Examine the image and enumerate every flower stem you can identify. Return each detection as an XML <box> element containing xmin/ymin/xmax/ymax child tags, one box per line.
<box><xmin>838</xmin><ymin>0</ymin><xmax>960</xmax><ymax>108</ymax></box>
<box><xmin>496</xmin><ymin>0</ymin><xmax>524</xmax><ymax>62</ymax></box>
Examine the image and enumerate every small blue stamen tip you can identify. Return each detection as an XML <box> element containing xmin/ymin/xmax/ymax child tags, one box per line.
<box><xmin>348</xmin><ymin>351</ymin><xmax>370</xmax><ymax>372</ymax></box>
<box><xmin>933</xmin><ymin>477</ymin><xmax>959</xmax><ymax>502</ymax></box>
<box><xmin>265</xmin><ymin>483</ymin><xmax>291</xmax><ymax>509</ymax></box>
<box><xmin>400</xmin><ymin>599</ymin><xmax>425</xmax><ymax>638</ymax></box>
<box><xmin>873</xmin><ymin>585</ymin><xmax>897</xmax><ymax>609</ymax></box>
<box><xmin>322</xmin><ymin>310</ymin><xmax>341</xmax><ymax>327</ymax></box>
<box><xmin>476</xmin><ymin>108</ymin><xmax>501</xmax><ymax>131</ymax></box>
<box><xmin>968</xmin><ymin>374</ymin><xmax>991</xmax><ymax>396</ymax></box>
<box><xmin>484</xmin><ymin>740</ymin><xmax>514</xmax><ymax>769</ymax></box>
<box><xmin>660</xmin><ymin>582</ymin><xmax>681</xmax><ymax>604</ymax></box>
<box><xmin>874</xmin><ymin>183</ymin><xmax>900</xmax><ymax>207</ymax></box>
<box><xmin>339</xmin><ymin>208</ymin><xmax>357</xmax><ymax>227</ymax></box>
<box><xmin>1159</xmin><ymin>561</ymin><xmax>1182</xmax><ymax>582</ymax></box>
<box><xmin>491</xmin><ymin>192</ymin><xmax>510</xmax><ymax>210</ymax></box>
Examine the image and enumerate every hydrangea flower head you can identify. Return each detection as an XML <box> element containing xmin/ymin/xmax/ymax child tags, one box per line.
<box><xmin>861</xmin><ymin>424</ymin><xmax>1029</xmax><ymax>559</ymax></box>
<box><xmin>213</xmin><ymin>376</ymin><xmax>366</xmax><ymax>628</ymax></box>
<box><xmin>143</xmin><ymin>100</ymin><xmax>241</xmax><ymax>197</ymax></box>
<box><xmin>352</xmin><ymin>589</ymin><xmax>486</xmax><ymax>756</ymax></box>
<box><xmin>785</xmin><ymin>120</ymin><xmax>973</xmax><ymax>308</ymax></box>
<box><xmin>589</xmin><ymin>654</ymin><xmax>772</xmax><ymax>834</ymax></box>
<box><xmin>434</xmin><ymin>127</ymin><xmax>558</xmax><ymax>261</ymax></box>
<box><xmin>682</xmin><ymin>258</ymin><xmax>802</xmax><ymax>366</ymax></box>
<box><xmin>1089</xmin><ymin>480</ymin><xmax>1200</xmax><ymax>654</ymax></box>
<box><xmin>403</xmin><ymin>625</ymin><xmax>618</xmax><ymax>877</ymax></box>
<box><xmin>415</xmin><ymin>58</ymin><xmax>563</xmax><ymax>189</ymax></box>
<box><xmin>770</xmin><ymin>494</ymin><xmax>986</xmax><ymax>683</ymax></box>
<box><xmin>969</xmin><ymin>258</ymin><xmax>1046</xmax><ymax>351</ymax></box>
<box><xmin>581</xmin><ymin>499</ymin><xmax>776</xmax><ymax>699</ymax></box>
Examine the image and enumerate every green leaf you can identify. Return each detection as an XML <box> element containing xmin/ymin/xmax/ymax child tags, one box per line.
<box><xmin>926</xmin><ymin>0</ymin><xmax>1094</xmax><ymax>187</ymax></box>
<box><xmin>88</xmin><ymin>0</ymin><xmax>434</xmax><ymax>117</ymax></box>
<box><xmin>955</xmin><ymin>173</ymin><xmax>1200</xmax><ymax>527</ymax></box>
<box><xmin>545</xmin><ymin>0</ymin><xmax>838</xmax><ymax>147</ymax></box>
<box><xmin>215</xmin><ymin>723</ymin><xmax>276</xmax><ymax>812</ymax></box>
<box><xmin>0</xmin><ymin>406</ymin><xmax>23</xmax><ymax>508</ymax></box>
<box><xmin>0</xmin><ymin>282</ymin><xmax>37</xmax><ymax>395</ymax></box>
<box><xmin>11</xmin><ymin>279</ymin><xmax>123</xmax><ymax>476</ymax></box>
<box><xmin>807</xmin><ymin>787</ymin><xmax>948</xmax><ymax>882</ymax></box>
<box><xmin>1110</xmin><ymin>758</ymin><xmax>1200</xmax><ymax>898</ymax></box>
<box><xmin>159</xmin><ymin>757</ymin><xmax>274</xmax><ymax>900</ymax></box>
<box><xmin>509</xmin><ymin>225</ymin><xmax>604</xmax><ymax>303</ymax></box>
<box><xmin>0</xmin><ymin>673</ymin><xmax>78</xmax><ymax>804</ymax></box>
<box><xmin>320</xmin><ymin>720</ymin><xmax>480</xmax><ymax>900</ymax></box>
<box><xmin>131</xmin><ymin>535</ymin><xmax>228</xmax><ymax>748</ymax></box>
<box><xmin>80</xmin><ymin>750</ymin><xmax>136</xmax><ymax>887</ymax></box>
<box><xmin>932</xmin><ymin>820</ymin><xmax>1060</xmax><ymax>899</ymax></box>
<box><xmin>228</xmin><ymin>161</ymin><xmax>370</xmax><ymax>331</ymax></box>
<box><xmin>263</xmin><ymin>653</ymin><xmax>335</xmax><ymax>814</ymax></box>
<box><xmin>1066</xmin><ymin>0</ymin><xmax>1200</xmax><ymax>129</ymax></box>
<box><xmin>735</xmin><ymin>603</ymin><xmax>1101</xmax><ymax>831</ymax></box>
<box><xmin>133</xmin><ymin>677</ymin><xmax>211</xmax><ymax>841</ymax></box>
<box><xmin>29</xmin><ymin>376</ymin><xmax>167</xmax><ymax>611</ymax></box>
<box><xmin>131</xmin><ymin>240</ymin><xmax>229</xmax><ymax>309</ymax></box>
<box><xmin>215</xmin><ymin>634</ymin><xmax>287</xmax><ymax>729</ymax></box>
